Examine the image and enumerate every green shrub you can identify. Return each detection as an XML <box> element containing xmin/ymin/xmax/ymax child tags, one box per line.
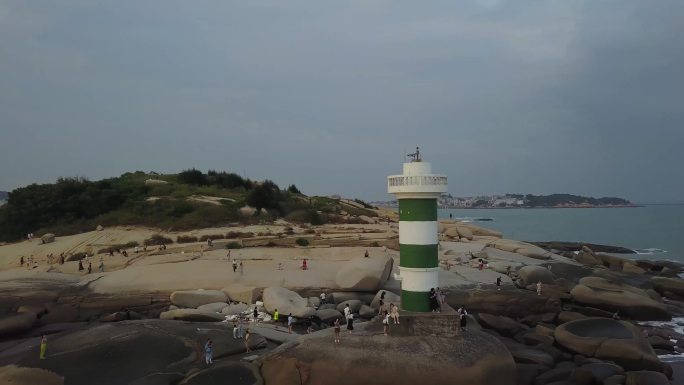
<box><xmin>97</xmin><ymin>241</ymin><xmax>139</xmax><ymax>254</ymax></box>
<box><xmin>144</xmin><ymin>234</ymin><xmax>173</xmax><ymax>246</ymax></box>
<box><xmin>176</xmin><ymin>235</ymin><xmax>198</xmax><ymax>243</ymax></box>
<box><xmin>226</xmin><ymin>241</ymin><xmax>242</xmax><ymax>249</ymax></box>
<box><xmin>295</xmin><ymin>238</ymin><xmax>309</xmax><ymax>247</ymax></box>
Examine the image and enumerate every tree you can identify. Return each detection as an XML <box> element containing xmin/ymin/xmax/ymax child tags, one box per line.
<box><xmin>246</xmin><ymin>180</ymin><xmax>282</xmax><ymax>212</ymax></box>
<box><xmin>287</xmin><ymin>184</ymin><xmax>302</xmax><ymax>194</ymax></box>
<box><xmin>177</xmin><ymin>169</ymin><xmax>207</xmax><ymax>185</ymax></box>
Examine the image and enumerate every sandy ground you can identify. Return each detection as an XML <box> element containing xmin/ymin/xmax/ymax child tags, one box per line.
<box><xmin>0</xmin><ymin>222</ymin><xmax>557</xmax><ymax>295</ymax></box>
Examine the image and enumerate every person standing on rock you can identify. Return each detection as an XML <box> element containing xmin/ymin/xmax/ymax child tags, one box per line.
<box><xmin>99</xmin><ymin>257</ymin><xmax>104</xmax><ymax>272</ymax></box>
<box><xmin>390</xmin><ymin>303</ymin><xmax>400</xmax><ymax>324</ymax></box>
<box><xmin>204</xmin><ymin>339</ymin><xmax>213</xmax><ymax>365</ymax></box>
<box><xmin>383</xmin><ymin>312</ymin><xmax>390</xmax><ymax>336</ymax></box>
<box><xmin>320</xmin><ymin>292</ymin><xmax>326</xmax><ymax>304</ymax></box>
<box><xmin>346</xmin><ymin>313</ymin><xmax>354</xmax><ymax>333</ymax></box>
<box><xmin>273</xmin><ymin>308</ymin><xmax>279</xmax><ymax>323</ymax></box>
<box><xmin>343</xmin><ymin>304</ymin><xmax>351</xmax><ymax>320</ymax></box>
<box><xmin>78</xmin><ymin>260</ymin><xmax>84</xmax><ymax>272</ymax></box>
<box><xmin>245</xmin><ymin>330</ymin><xmax>251</xmax><ymax>353</ymax></box>
<box><xmin>333</xmin><ymin>318</ymin><xmax>341</xmax><ymax>343</ymax></box>
<box><xmin>287</xmin><ymin>313</ymin><xmax>294</xmax><ymax>334</ymax></box>
<box><xmin>496</xmin><ymin>277</ymin><xmax>502</xmax><ymax>291</ymax></box>
<box><xmin>87</xmin><ymin>262</ymin><xmax>92</xmax><ymax>274</ymax></box>
<box><xmin>39</xmin><ymin>335</ymin><xmax>47</xmax><ymax>360</ymax></box>
<box><xmin>457</xmin><ymin>306</ymin><xmax>467</xmax><ymax>332</ymax></box>
<box><xmin>253</xmin><ymin>306</ymin><xmax>258</xmax><ymax>323</ymax></box>
<box><xmin>238</xmin><ymin>318</ymin><xmax>245</xmax><ymax>338</ymax></box>
<box><xmin>536</xmin><ymin>281</ymin><xmax>542</xmax><ymax>296</ymax></box>
<box><xmin>233</xmin><ymin>321</ymin><xmax>239</xmax><ymax>339</ymax></box>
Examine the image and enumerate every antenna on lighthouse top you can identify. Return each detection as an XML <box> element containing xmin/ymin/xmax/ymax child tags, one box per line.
<box><xmin>407</xmin><ymin>146</ymin><xmax>422</xmax><ymax>162</ymax></box>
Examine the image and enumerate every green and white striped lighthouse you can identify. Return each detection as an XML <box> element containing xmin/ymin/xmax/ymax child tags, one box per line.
<box><xmin>387</xmin><ymin>147</ymin><xmax>448</xmax><ymax>312</ymax></box>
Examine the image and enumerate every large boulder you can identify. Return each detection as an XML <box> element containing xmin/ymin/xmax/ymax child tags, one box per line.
<box><xmin>0</xmin><ymin>365</ymin><xmax>63</xmax><ymax>385</ymax></box>
<box><xmin>335</xmin><ymin>255</ymin><xmax>393</xmax><ymax>291</ymax></box>
<box><xmin>651</xmin><ymin>277</ymin><xmax>684</xmax><ymax>298</ymax></box>
<box><xmin>570</xmin><ymin>277</ymin><xmax>670</xmax><ymax>320</ymax></box>
<box><xmin>177</xmin><ymin>362</ymin><xmax>261</xmax><ymax>385</ymax></box>
<box><xmin>221</xmin><ymin>303</ymin><xmax>249</xmax><ymax>316</ymax></box>
<box><xmin>196</xmin><ymin>302</ymin><xmax>229</xmax><ymax>313</ymax></box>
<box><xmin>554</xmin><ymin>318</ymin><xmax>664</xmax><ymax>372</ymax></box>
<box><xmin>445</xmin><ymin>290</ymin><xmax>561</xmax><ymax>319</ymax></box>
<box><xmin>336</xmin><ymin>300</ymin><xmax>362</xmax><ymax>313</ymax></box>
<box><xmin>159</xmin><ymin>309</ymin><xmax>225</xmax><ymax>322</ymax></box>
<box><xmin>517</xmin><ymin>266</ymin><xmax>554</xmax><ymax>286</ymax></box>
<box><xmin>221</xmin><ymin>284</ymin><xmax>259</xmax><ymax>305</ymax></box>
<box><xmin>170</xmin><ymin>290</ymin><xmax>227</xmax><ymax>309</ymax></box>
<box><xmin>510</xmin><ymin>348</ymin><xmax>555</xmax><ymax>367</ymax></box>
<box><xmin>0</xmin><ymin>312</ymin><xmax>37</xmax><ymax>337</ymax></box>
<box><xmin>41</xmin><ymin>233</ymin><xmax>56</xmax><ymax>244</ymax></box>
<box><xmin>477</xmin><ymin>313</ymin><xmax>525</xmax><ymax>336</ymax></box>
<box><xmin>259</xmin><ymin>330</ymin><xmax>515</xmax><ymax>385</ymax></box>
<box><xmin>579</xmin><ymin>362</ymin><xmax>625</xmax><ymax>383</ymax></box>
<box><xmin>262</xmin><ymin>287</ymin><xmax>315</xmax><ymax>318</ymax></box>
<box><xmin>491</xmin><ymin>239</ymin><xmax>550</xmax><ymax>259</ymax></box>
<box><xmin>624</xmin><ymin>370</ymin><xmax>670</xmax><ymax>385</ymax></box>
<box><xmin>315</xmin><ymin>309</ymin><xmax>344</xmax><ymax>324</ymax></box>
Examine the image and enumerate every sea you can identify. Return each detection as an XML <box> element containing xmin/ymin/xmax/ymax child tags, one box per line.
<box><xmin>438</xmin><ymin>205</ymin><xmax>684</xmax><ymax>262</ymax></box>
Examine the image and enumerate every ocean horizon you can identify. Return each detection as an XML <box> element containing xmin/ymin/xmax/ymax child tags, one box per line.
<box><xmin>439</xmin><ymin>204</ymin><xmax>684</xmax><ymax>262</ymax></box>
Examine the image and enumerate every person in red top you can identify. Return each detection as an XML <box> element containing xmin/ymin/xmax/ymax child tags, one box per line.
<box><xmin>301</xmin><ymin>258</ymin><xmax>308</xmax><ymax>270</ymax></box>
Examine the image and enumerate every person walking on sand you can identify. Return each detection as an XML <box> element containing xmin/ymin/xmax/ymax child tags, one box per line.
<box><xmin>536</xmin><ymin>281</ymin><xmax>542</xmax><ymax>296</ymax></box>
<box><xmin>232</xmin><ymin>259</ymin><xmax>237</xmax><ymax>273</ymax></box>
<box><xmin>204</xmin><ymin>339</ymin><xmax>213</xmax><ymax>365</ymax></box>
<box><xmin>496</xmin><ymin>277</ymin><xmax>502</xmax><ymax>291</ymax></box>
<box><xmin>87</xmin><ymin>262</ymin><xmax>92</xmax><ymax>274</ymax></box>
<box><xmin>239</xmin><ymin>261</ymin><xmax>244</xmax><ymax>276</ymax></box>
<box><xmin>20</xmin><ymin>256</ymin><xmax>24</xmax><ymax>267</ymax></box>
<box><xmin>287</xmin><ymin>313</ymin><xmax>294</xmax><ymax>334</ymax></box>
<box><xmin>245</xmin><ymin>330</ymin><xmax>251</xmax><ymax>352</ymax></box>
<box><xmin>39</xmin><ymin>335</ymin><xmax>47</xmax><ymax>360</ymax></box>
<box><xmin>364</xmin><ymin>250</ymin><xmax>369</xmax><ymax>258</ymax></box>
<box><xmin>390</xmin><ymin>303</ymin><xmax>400</xmax><ymax>324</ymax></box>
<box><xmin>333</xmin><ymin>318</ymin><xmax>341</xmax><ymax>343</ymax></box>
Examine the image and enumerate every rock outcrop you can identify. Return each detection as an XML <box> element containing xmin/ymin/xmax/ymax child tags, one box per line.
<box><xmin>0</xmin><ymin>313</ymin><xmax>37</xmax><ymax>337</ymax></box>
<box><xmin>259</xmin><ymin>331</ymin><xmax>516</xmax><ymax>385</ymax></box>
<box><xmin>570</xmin><ymin>277</ymin><xmax>670</xmax><ymax>320</ymax></box>
<box><xmin>170</xmin><ymin>290</ymin><xmax>227</xmax><ymax>309</ymax></box>
<box><xmin>554</xmin><ymin>318</ymin><xmax>664</xmax><ymax>372</ymax></box>
<box><xmin>262</xmin><ymin>287</ymin><xmax>315</xmax><ymax>318</ymax></box>
<box><xmin>517</xmin><ymin>265</ymin><xmax>554</xmax><ymax>286</ymax></box>
<box><xmin>221</xmin><ymin>284</ymin><xmax>259</xmax><ymax>305</ymax></box>
<box><xmin>335</xmin><ymin>255</ymin><xmax>393</xmax><ymax>291</ymax></box>
<box><xmin>159</xmin><ymin>309</ymin><xmax>225</xmax><ymax>322</ymax></box>
<box><xmin>651</xmin><ymin>277</ymin><xmax>684</xmax><ymax>298</ymax></box>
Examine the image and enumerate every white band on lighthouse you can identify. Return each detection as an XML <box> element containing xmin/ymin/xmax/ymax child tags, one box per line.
<box><xmin>398</xmin><ymin>268</ymin><xmax>439</xmax><ymax>292</ymax></box>
<box><xmin>398</xmin><ymin>221</ymin><xmax>438</xmax><ymax>245</ymax></box>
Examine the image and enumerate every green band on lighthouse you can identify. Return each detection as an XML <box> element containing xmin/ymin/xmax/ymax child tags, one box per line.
<box><xmin>401</xmin><ymin>290</ymin><xmax>432</xmax><ymax>312</ymax></box>
<box><xmin>399</xmin><ymin>199</ymin><xmax>437</xmax><ymax>221</ymax></box>
<box><xmin>399</xmin><ymin>244</ymin><xmax>438</xmax><ymax>268</ymax></box>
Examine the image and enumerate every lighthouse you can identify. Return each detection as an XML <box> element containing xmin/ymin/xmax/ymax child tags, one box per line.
<box><xmin>387</xmin><ymin>147</ymin><xmax>448</xmax><ymax>312</ymax></box>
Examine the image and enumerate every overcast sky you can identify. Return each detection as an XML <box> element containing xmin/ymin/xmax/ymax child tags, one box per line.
<box><xmin>1</xmin><ymin>1</ymin><xmax>682</xmax><ymax>203</ymax></box>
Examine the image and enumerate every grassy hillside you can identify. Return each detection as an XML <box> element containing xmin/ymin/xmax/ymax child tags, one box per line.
<box><xmin>0</xmin><ymin>170</ymin><xmax>377</xmax><ymax>242</ymax></box>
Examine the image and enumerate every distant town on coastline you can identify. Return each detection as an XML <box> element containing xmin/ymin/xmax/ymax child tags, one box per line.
<box><xmin>372</xmin><ymin>193</ymin><xmax>634</xmax><ymax>209</ymax></box>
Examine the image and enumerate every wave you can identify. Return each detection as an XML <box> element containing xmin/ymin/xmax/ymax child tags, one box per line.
<box><xmin>634</xmin><ymin>248</ymin><xmax>668</xmax><ymax>255</ymax></box>
<box><xmin>452</xmin><ymin>217</ymin><xmax>494</xmax><ymax>223</ymax></box>
<box><xmin>639</xmin><ymin>318</ymin><xmax>684</xmax><ymax>361</ymax></box>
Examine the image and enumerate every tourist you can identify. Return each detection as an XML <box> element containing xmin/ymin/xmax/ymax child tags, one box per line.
<box><xmin>277</xmin><ymin>262</ymin><xmax>283</xmax><ymax>270</ymax></box>
<box><xmin>429</xmin><ymin>288</ymin><xmax>440</xmax><ymax>313</ymax></box>
<box><xmin>364</xmin><ymin>250</ymin><xmax>369</xmax><ymax>258</ymax></box>
<box><xmin>237</xmin><ymin>318</ymin><xmax>245</xmax><ymax>338</ymax></box>
<box><xmin>99</xmin><ymin>257</ymin><xmax>104</xmax><ymax>272</ymax></box>
<box><xmin>449</xmin><ymin>213</ymin><xmax>453</xmax><ymax>219</ymax></box>
<box><xmin>536</xmin><ymin>281</ymin><xmax>542</xmax><ymax>296</ymax></box>
<box><xmin>435</xmin><ymin>288</ymin><xmax>443</xmax><ymax>306</ymax></box>
<box><xmin>239</xmin><ymin>261</ymin><xmax>244</xmax><ymax>275</ymax></box>
<box><xmin>301</xmin><ymin>258</ymin><xmax>307</xmax><ymax>270</ymax></box>
<box><xmin>346</xmin><ymin>313</ymin><xmax>354</xmax><ymax>333</ymax></box>
<box><xmin>506</xmin><ymin>265</ymin><xmax>512</xmax><ymax>276</ymax></box>
<box><xmin>458</xmin><ymin>306</ymin><xmax>468</xmax><ymax>332</ymax></box>
<box><xmin>253</xmin><ymin>306</ymin><xmax>258</xmax><ymax>323</ymax></box>
<box><xmin>390</xmin><ymin>303</ymin><xmax>400</xmax><ymax>324</ymax></box>
<box><xmin>287</xmin><ymin>313</ymin><xmax>294</xmax><ymax>334</ymax></box>
<box><xmin>319</xmin><ymin>292</ymin><xmax>326</xmax><ymax>304</ymax></box>
<box><xmin>343</xmin><ymin>304</ymin><xmax>351</xmax><ymax>320</ymax></box>
<box><xmin>204</xmin><ymin>339</ymin><xmax>213</xmax><ymax>365</ymax></box>
<box><xmin>78</xmin><ymin>260</ymin><xmax>84</xmax><ymax>272</ymax></box>
<box><xmin>496</xmin><ymin>277</ymin><xmax>502</xmax><ymax>291</ymax></box>
<box><xmin>59</xmin><ymin>254</ymin><xmax>65</xmax><ymax>264</ymax></box>
<box><xmin>232</xmin><ymin>259</ymin><xmax>237</xmax><ymax>273</ymax></box>
<box><xmin>273</xmin><ymin>308</ymin><xmax>279</xmax><ymax>322</ymax></box>
<box><xmin>378</xmin><ymin>291</ymin><xmax>386</xmax><ymax>315</ymax></box>
<box><xmin>383</xmin><ymin>312</ymin><xmax>390</xmax><ymax>336</ymax></box>
<box><xmin>245</xmin><ymin>330</ymin><xmax>251</xmax><ymax>353</ymax></box>
<box><xmin>333</xmin><ymin>318</ymin><xmax>341</xmax><ymax>343</ymax></box>
<box><xmin>20</xmin><ymin>256</ymin><xmax>24</xmax><ymax>267</ymax></box>
<box><xmin>87</xmin><ymin>262</ymin><xmax>92</xmax><ymax>274</ymax></box>
<box><xmin>39</xmin><ymin>335</ymin><xmax>47</xmax><ymax>360</ymax></box>
<box><xmin>233</xmin><ymin>322</ymin><xmax>238</xmax><ymax>339</ymax></box>
<box><xmin>135</xmin><ymin>246</ymin><xmax>139</xmax><ymax>254</ymax></box>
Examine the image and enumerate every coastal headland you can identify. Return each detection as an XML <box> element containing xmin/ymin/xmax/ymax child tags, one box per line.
<box><xmin>1</xmin><ymin>214</ymin><xmax>683</xmax><ymax>385</ymax></box>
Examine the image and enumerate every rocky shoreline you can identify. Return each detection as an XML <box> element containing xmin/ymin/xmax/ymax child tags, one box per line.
<box><xmin>0</xmin><ymin>221</ymin><xmax>683</xmax><ymax>384</ymax></box>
